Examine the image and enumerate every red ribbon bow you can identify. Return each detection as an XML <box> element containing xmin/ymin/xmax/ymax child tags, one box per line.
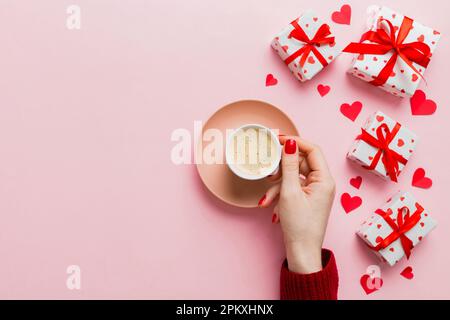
<box><xmin>357</xmin><ymin>122</ymin><xmax>407</xmax><ymax>182</ymax></box>
<box><xmin>370</xmin><ymin>203</ymin><xmax>423</xmax><ymax>259</ymax></box>
<box><xmin>343</xmin><ymin>16</ymin><xmax>431</xmax><ymax>86</ymax></box>
<box><xmin>284</xmin><ymin>20</ymin><xmax>335</xmax><ymax>68</ymax></box>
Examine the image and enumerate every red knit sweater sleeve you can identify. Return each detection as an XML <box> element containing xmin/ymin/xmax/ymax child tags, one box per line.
<box><xmin>280</xmin><ymin>249</ymin><xmax>338</xmax><ymax>300</ymax></box>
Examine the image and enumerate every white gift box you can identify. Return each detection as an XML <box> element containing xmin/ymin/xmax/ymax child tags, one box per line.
<box><xmin>347</xmin><ymin>6</ymin><xmax>441</xmax><ymax>97</ymax></box>
<box><xmin>347</xmin><ymin>111</ymin><xmax>418</xmax><ymax>182</ymax></box>
<box><xmin>271</xmin><ymin>10</ymin><xmax>341</xmax><ymax>82</ymax></box>
<box><xmin>356</xmin><ymin>191</ymin><xmax>437</xmax><ymax>266</ymax></box>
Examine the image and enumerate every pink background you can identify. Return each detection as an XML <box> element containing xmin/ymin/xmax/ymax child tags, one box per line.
<box><xmin>0</xmin><ymin>0</ymin><xmax>449</xmax><ymax>299</ymax></box>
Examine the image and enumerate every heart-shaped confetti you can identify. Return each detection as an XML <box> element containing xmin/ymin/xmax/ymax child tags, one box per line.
<box><xmin>412</xmin><ymin>168</ymin><xmax>432</xmax><ymax>189</ymax></box>
<box><xmin>332</xmin><ymin>4</ymin><xmax>351</xmax><ymax>25</ymax></box>
<box><xmin>400</xmin><ymin>266</ymin><xmax>414</xmax><ymax>280</ymax></box>
<box><xmin>341</xmin><ymin>192</ymin><xmax>362</xmax><ymax>213</ymax></box>
<box><xmin>360</xmin><ymin>274</ymin><xmax>383</xmax><ymax>295</ymax></box>
<box><xmin>410</xmin><ymin>90</ymin><xmax>437</xmax><ymax>116</ymax></box>
<box><xmin>349</xmin><ymin>176</ymin><xmax>362</xmax><ymax>189</ymax></box>
<box><xmin>317</xmin><ymin>84</ymin><xmax>331</xmax><ymax>97</ymax></box>
<box><xmin>340</xmin><ymin>101</ymin><xmax>363</xmax><ymax>121</ymax></box>
<box><xmin>265</xmin><ymin>74</ymin><xmax>278</xmax><ymax>87</ymax></box>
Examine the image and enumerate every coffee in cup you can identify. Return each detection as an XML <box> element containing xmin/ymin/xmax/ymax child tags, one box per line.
<box><xmin>226</xmin><ymin>124</ymin><xmax>281</xmax><ymax>180</ymax></box>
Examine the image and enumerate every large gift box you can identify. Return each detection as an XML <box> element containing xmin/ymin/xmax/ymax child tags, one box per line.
<box><xmin>356</xmin><ymin>191</ymin><xmax>437</xmax><ymax>266</ymax></box>
<box><xmin>347</xmin><ymin>111</ymin><xmax>418</xmax><ymax>182</ymax></box>
<box><xmin>344</xmin><ymin>6</ymin><xmax>441</xmax><ymax>97</ymax></box>
<box><xmin>271</xmin><ymin>10</ymin><xmax>341</xmax><ymax>82</ymax></box>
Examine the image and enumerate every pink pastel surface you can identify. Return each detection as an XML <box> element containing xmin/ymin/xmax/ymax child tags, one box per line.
<box><xmin>0</xmin><ymin>0</ymin><xmax>448</xmax><ymax>299</ymax></box>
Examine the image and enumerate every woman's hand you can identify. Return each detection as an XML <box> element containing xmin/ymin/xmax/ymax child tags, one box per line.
<box><xmin>258</xmin><ymin>136</ymin><xmax>336</xmax><ymax>274</ymax></box>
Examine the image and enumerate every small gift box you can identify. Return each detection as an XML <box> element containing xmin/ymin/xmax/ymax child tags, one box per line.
<box><xmin>343</xmin><ymin>6</ymin><xmax>441</xmax><ymax>97</ymax></box>
<box><xmin>347</xmin><ymin>111</ymin><xmax>418</xmax><ymax>182</ymax></box>
<box><xmin>356</xmin><ymin>191</ymin><xmax>437</xmax><ymax>266</ymax></box>
<box><xmin>271</xmin><ymin>10</ymin><xmax>341</xmax><ymax>82</ymax></box>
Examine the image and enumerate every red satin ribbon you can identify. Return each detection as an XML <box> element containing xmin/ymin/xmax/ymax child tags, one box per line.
<box><xmin>357</xmin><ymin>122</ymin><xmax>407</xmax><ymax>182</ymax></box>
<box><xmin>284</xmin><ymin>20</ymin><xmax>335</xmax><ymax>68</ymax></box>
<box><xmin>343</xmin><ymin>16</ymin><xmax>431</xmax><ymax>86</ymax></box>
<box><xmin>369</xmin><ymin>203</ymin><xmax>423</xmax><ymax>259</ymax></box>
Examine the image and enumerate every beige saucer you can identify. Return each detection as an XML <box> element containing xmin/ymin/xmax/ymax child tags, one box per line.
<box><xmin>196</xmin><ymin>100</ymin><xmax>299</xmax><ymax>208</ymax></box>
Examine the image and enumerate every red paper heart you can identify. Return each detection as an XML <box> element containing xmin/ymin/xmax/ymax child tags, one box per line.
<box><xmin>360</xmin><ymin>274</ymin><xmax>383</xmax><ymax>295</ymax></box>
<box><xmin>397</xmin><ymin>139</ymin><xmax>404</xmax><ymax>147</ymax></box>
<box><xmin>417</xmin><ymin>34</ymin><xmax>425</xmax><ymax>42</ymax></box>
<box><xmin>265</xmin><ymin>74</ymin><xmax>278</xmax><ymax>87</ymax></box>
<box><xmin>410</xmin><ymin>90</ymin><xmax>437</xmax><ymax>116</ymax></box>
<box><xmin>313</xmin><ymin>17</ymin><xmax>318</xmax><ymax>22</ymax></box>
<box><xmin>375</xmin><ymin>236</ymin><xmax>383</xmax><ymax>243</ymax></box>
<box><xmin>340</xmin><ymin>101</ymin><xmax>362</xmax><ymax>121</ymax></box>
<box><xmin>349</xmin><ymin>176</ymin><xmax>362</xmax><ymax>189</ymax></box>
<box><xmin>400</xmin><ymin>266</ymin><xmax>414</xmax><ymax>280</ymax></box>
<box><xmin>308</xmin><ymin>56</ymin><xmax>315</xmax><ymax>64</ymax></box>
<box><xmin>412</xmin><ymin>168</ymin><xmax>433</xmax><ymax>189</ymax></box>
<box><xmin>357</xmin><ymin>54</ymin><xmax>364</xmax><ymax>60</ymax></box>
<box><xmin>341</xmin><ymin>193</ymin><xmax>362</xmax><ymax>213</ymax></box>
<box><xmin>411</xmin><ymin>74</ymin><xmax>419</xmax><ymax>82</ymax></box>
<box><xmin>317</xmin><ymin>84</ymin><xmax>330</xmax><ymax>97</ymax></box>
<box><xmin>376</xmin><ymin>115</ymin><xmax>384</xmax><ymax>122</ymax></box>
<box><xmin>332</xmin><ymin>4</ymin><xmax>351</xmax><ymax>25</ymax></box>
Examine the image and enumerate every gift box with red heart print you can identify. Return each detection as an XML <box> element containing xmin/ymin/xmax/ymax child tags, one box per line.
<box><xmin>356</xmin><ymin>191</ymin><xmax>437</xmax><ymax>266</ymax></box>
<box><xmin>271</xmin><ymin>10</ymin><xmax>341</xmax><ymax>82</ymax></box>
<box><xmin>347</xmin><ymin>111</ymin><xmax>418</xmax><ymax>182</ymax></box>
<box><xmin>344</xmin><ymin>6</ymin><xmax>441</xmax><ymax>97</ymax></box>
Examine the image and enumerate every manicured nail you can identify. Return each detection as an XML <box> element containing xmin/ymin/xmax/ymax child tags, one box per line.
<box><xmin>285</xmin><ymin>139</ymin><xmax>297</xmax><ymax>154</ymax></box>
<box><xmin>272</xmin><ymin>213</ymin><xmax>277</xmax><ymax>223</ymax></box>
<box><xmin>258</xmin><ymin>194</ymin><xmax>266</xmax><ymax>206</ymax></box>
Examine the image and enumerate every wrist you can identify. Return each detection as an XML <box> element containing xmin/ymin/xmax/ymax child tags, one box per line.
<box><xmin>285</xmin><ymin>242</ymin><xmax>322</xmax><ymax>274</ymax></box>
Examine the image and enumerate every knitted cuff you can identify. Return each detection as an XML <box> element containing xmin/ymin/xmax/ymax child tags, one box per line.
<box><xmin>280</xmin><ymin>248</ymin><xmax>339</xmax><ymax>300</ymax></box>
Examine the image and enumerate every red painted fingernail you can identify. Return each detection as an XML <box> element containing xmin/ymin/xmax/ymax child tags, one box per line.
<box><xmin>285</xmin><ymin>139</ymin><xmax>297</xmax><ymax>154</ymax></box>
<box><xmin>258</xmin><ymin>194</ymin><xmax>266</xmax><ymax>206</ymax></box>
<box><xmin>272</xmin><ymin>213</ymin><xmax>277</xmax><ymax>223</ymax></box>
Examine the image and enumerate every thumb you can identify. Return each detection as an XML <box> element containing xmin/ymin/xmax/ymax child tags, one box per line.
<box><xmin>281</xmin><ymin>139</ymin><xmax>301</xmax><ymax>190</ymax></box>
